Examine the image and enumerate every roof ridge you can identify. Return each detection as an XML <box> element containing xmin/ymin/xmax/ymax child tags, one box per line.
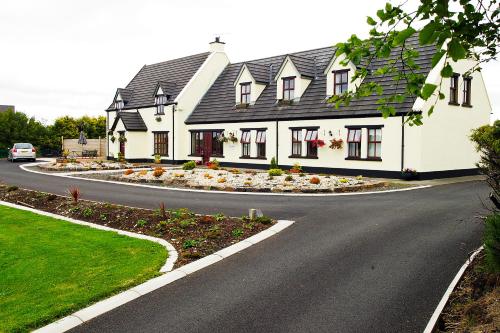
<box><xmin>230</xmin><ymin>45</ymin><xmax>335</xmax><ymax>66</ymax></box>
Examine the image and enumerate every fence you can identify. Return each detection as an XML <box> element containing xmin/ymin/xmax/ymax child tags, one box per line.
<box><xmin>62</xmin><ymin>137</ymin><xmax>105</xmax><ymax>157</ymax></box>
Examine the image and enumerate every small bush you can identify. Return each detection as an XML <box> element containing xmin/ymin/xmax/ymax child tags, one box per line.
<box><xmin>179</xmin><ymin>219</ymin><xmax>194</xmax><ymax>229</ymax></box>
<box><xmin>217</xmin><ymin>177</ymin><xmax>227</xmax><ymax>183</ymax></box>
<box><xmin>356</xmin><ymin>175</ymin><xmax>363</xmax><ymax>180</ymax></box>
<box><xmin>139</xmin><ymin>170</ymin><xmax>148</xmax><ymax>176</ymax></box>
<box><xmin>153</xmin><ymin>168</ymin><xmax>164</xmax><ymax>178</ymax></box>
<box><xmin>204</xmin><ymin>173</ymin><xmax>213</xmax><ymax>179</ymax></box>
<box><xmin>136</xmin><ymin>219</ymin><xmax>148</xmax><ymax>227</ymax></box>
<box><xmin>82</xmin><ymin>207</ymin><xmax>93</xmax><ymax>217</ymax></box>
<box><xmin>244</xmin><ymin>181</ymin><xmax>252</xmax><ymax>186</ymax></box>
<box><xmin>285</xmin><ymin>175</ymin><xmax>293</xmax><ymax>182</ymax></box>
<box><xmin>484</xmin><ymin>213</ymin><xmax>500</xmax><ymax>273</ymax></box>
<box><xmin>231</xmin><ymin>228</ymin><xmax>244</xmax><ymax>238</ymax></box>
<box><xmin>174</xmin><ymin>173</ymin><xmax>184</xmax><ymax>178</ymax></box>
<box><xmin>67</xmin><ymin>186</ymin><xmax>80</xmax><ymax>203</ymax></box>
<box><xmin>100</xmin><ymin>214</ymin><xmax>107</xmax><ymax>221</ymax></box>
<box><xmin>255</xmin><ymin>216</ymin><xmax>272</xmax><ymax>225</ymax></box>
<box><xmin>290</xmin><ymin>163</ymin><xmax>302</xmax><ymax>173</ymax></box>
<box><xmin>270</xmin><ymin>157</ymin><xmax>278</xmax><ymax>169</ymax></box>
<box><xmin>339</xmin><ymin>178</ymin><xmax>349</xmax><ymax>184</ymax></box>
<box><xmin>230</xmin><ymin>168</ymin><xmax>241</xmax><ymax>174</ymax></box>
<box><xmin>124</xmin><ymin>169</ymin><xmax>134</xmax><ymax>176</ymax></box>
<box><xmin>183</xmin><ymin>239</ymin><xmax>198</xmax><ymax>249</ymax></box>
<box><xmin>299</xmin><ymin>173</ymin><xmax>305</xmax><ymax>177</ymax></box>
<box><xmin>310</xmin><ymin>176</ymin><xmax>320</xmax><ymax>185</ymax></box>
<box><xmin>214</xmin><ymin>213</ymin><xmax>225</xmax><ymax>222</ymax></box>
<box><xmin>47</xmin><ymin>193</ymin><xmax>57</xmax><ymax>201</ymax></box>
<box><xmin>207</xmin><ymin>159</ymin><xmax>220</xmax><ymax>170</ymax></box>
<box><xmin>182</xmin><ymin>161</ymin><xmax>196</xmax><ymax>170</ymax></box>
<box><xmin>268</xmin><ymin>169</ymin><xmax>283</xmax><ymax>177</ymax></box>
<box><xmin>199</xmin><ymin>215</ymin><xmax>215</xmax><ymax>224</ymax></box>
<box><xmin>7</xmin><ymin>186</ymin><xmax>18</xmax><ymax>192</ymax></box>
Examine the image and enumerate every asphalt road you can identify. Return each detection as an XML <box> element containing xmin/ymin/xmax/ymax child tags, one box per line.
<box><xmin>0</xmin><ymin>160</ymin><xmax>489</xmax><ymax>332</ymax></box>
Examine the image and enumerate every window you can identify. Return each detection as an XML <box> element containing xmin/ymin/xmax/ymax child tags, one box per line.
<box><xmin>155</xmin><ymin>95</ymin><xmax>168</xmax><ymax>115</ymax></box>
<box><xmin>191</xmin><ymin>132</ymin><xmax>204</xmax><ymax>155</ymax></box>
<box><xmin>115</xmin><ymin>100</ymin><xmax>124</xmax><ymax>111</ymax></box>
<box><xmin>256</xmin><ymin>130</ymin><xmax>266</xmax><ymax>158</ymax></box>
<box><xmin>291</xmin><ymin>129</ymin><xmax>302</xmax><ymax>156</ymax></box>
<box><xmin>304</xmin><ymin>129</ymin><xmax>318</xmax><ymax>157</ymax></box>
<box><xmin>333</xmin><ymin>70</ymin><xmax>349</xmax><ymax>95</ymax></box>
<box><xmin>449</xmin><ymin>74</ymin><xmax>459</xmax><ymax>105</ymax></box>
<box><xmin>463</xmin><ymin>77</ymin><xmax>472</xmax><ymax>106</ymax></box>
<box><xmin>153</xmin><ymin>132</ymin><xmax>168</xmax><ymax>156</ymax></box>
<box><xmin>283</xmin><ymin>77</ymin><xmax>295</xmax><ymax>100</ymax></box>
<box><xmin>367</xmin><ymin>128</ymin><xmax>382</xmax><ymax>159</ymax></box>
<box><xmin>347</xmin><ymin>129</ymin><xmax>361</xmax><ymax>158</ymax></box>
<box><xmin>241</xmin><ymin>131</ymin><xmax>251</xmax><ymax>157</ymax></box>
<box><xmin>240</xmin><ymin>83</ymin><xmax>251</xmax><ymax>104</ymax></box>
<box><xmin>211</xmin><ymin>131</ymin><xmax>224</xmax><ymax>156</ymax></box>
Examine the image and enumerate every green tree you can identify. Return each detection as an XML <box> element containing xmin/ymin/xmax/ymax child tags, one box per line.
<box><xmin>332</xmin><ymin>0</ymin><xmax>499</xmax><ymax>125</ymax></box>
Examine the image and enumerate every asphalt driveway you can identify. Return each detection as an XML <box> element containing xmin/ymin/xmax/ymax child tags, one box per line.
<box><xmin>0</xmin><ymin>160</ymin><xmax>489</xmax><ymax>332</ymax></box>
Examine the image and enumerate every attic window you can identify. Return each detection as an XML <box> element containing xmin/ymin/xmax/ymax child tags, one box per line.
<box><xmin>282</xmin><ymin>77</ymin><xmax>295</xmax><ymax>100</ymax></box>
<box><xmin>333</xmin><ymin>70</ymin><xmax>349</xmax><ymax>95</ymax></box>
<box><xmin>155</xmin><ymin>95</ymin><xmax>168</xmax><ymax>115</ymax></box>
<box><xmin>115</xmin><ymin>100</ymin><xmax>124</xmax><ymax>111</ymax></box>
<box><xmin>240</xmin><ymin>83</ymin><xmax>251</xmax><ymax>104</ymax></box>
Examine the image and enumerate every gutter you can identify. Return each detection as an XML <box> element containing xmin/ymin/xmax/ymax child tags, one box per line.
<box><xmin>172</xmin><ymin>103</ymin><xmax>178</xmax><ymax>164</ymax></box>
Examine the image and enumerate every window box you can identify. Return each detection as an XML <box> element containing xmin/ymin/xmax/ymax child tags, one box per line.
<box><xmin>278</xmin><ymin>99</ymin><xmax>293</xmax><ymax>106</ymax></box>
<box><xmin>235</xmin><ymin>103</ymin><xmax>249</xmax><ymax>109</ymax></box>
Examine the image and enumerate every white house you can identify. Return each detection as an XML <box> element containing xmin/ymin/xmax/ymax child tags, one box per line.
<box><xmin>106</xmin><ymin>37</ymin><xmax>491</xmax><ymax>179</ymax></box>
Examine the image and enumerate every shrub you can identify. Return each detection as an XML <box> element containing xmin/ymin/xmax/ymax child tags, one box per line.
<box><xmin>207</xmin><ymin>159</ymin><xmax>220</xmax><ymax>170</ymax></box>
<box><xmin>268</xmin><ymin>169</ymin><xmax>283</xmax><ymax>177</ymax></box>
<box><xmin>204</xmin><ymin>173</ymin><xmax>213</xmax><ymax>179</ymax></box>
<box><xmin>179</xmin><ymin>219</ymin><xmax>195</xmax><ymax>229</ymax></box>
<box><xmin>290</xmin><ymin>163</ymin><xmax>302</xmax><ymax>173</ymax></box>
<box><xmin>230</xmin><ymin>168</ymin><xmax>241</xmax><ymax>174</ymax></box>
<box><xmin>174</xmin><ymin>173</ymin><xmax>184</xmax><ymax>178</ymax></box>
<box><xmin>217</xmin><ymin>177</ymin><xmax>226</xmax><ymax>183</ymax></box>
<box><xmin>214</xmin><ymin>213</ymin><xmax>225</xmax><ymax>222</ymax></box>
<box><xmin>285</xmin><ymin>175</ymin><xmax>293</xmax><ymax>182</ymax></box>
<box><xmin>136</xmin><ymin>219</ymin><xmax>148</xmax><ymax>227</ymax></box>
<box><xmin>139</xmin><ymin>170</ymin><xmax>148</xmax><ymax>176</ymax></box>
<box><xmin>255</xmin><ymin>216</ymin><xmax>272</xmax><ymax>225</ymax></box>
<box><xmin>484</xmin><ymin>213</ymin><xmax>500</xmax><ymax>273</ymax></box>
<box><xmin>100</xmin><ymin>214</ymin><xmax>107</xmax><ymax>221</ymax></box>
<box><xmin>244</xmin><ymin>181</ymin><xmax>252</xmax><ymax>186</ymax></box>
<box><xmin>182</xmin><ymin>161</ymin><xmax>196</xmax><ymax>170</ymax></box>
<box><xmin>199</xmin><ymin>215</ymin><xmax>215</xmax><ymax>224</ymax></box>
<box><xmin>339</xmin><ymin>178</ymin><xmax>349</xmax><ymax>184</ymax></box>
<box><xmin>183</xmin><ymin>239</ymin><xmax>198</xmax><ymax>249</ymax></box>
<box><xmin>82</xmin><ymin>207</ymin><xmax>93</xmax><ymax>217</ymax></box>
<box><xmin>231</xmin><ymin>228</ymin><xmax>244</xmax><ymax>238</ymax></box>
<box><xmin>67</xmin><ymin>186</ymin><xmax>80</xmax><ymax>203</ymax></box>
<box><xmin>270</xmin><ymin>157</ymin><xmax>278</xmax><ymax>169</ymax></box>
<box><xmin>356</xmin><ymin>175</ymin><xmax>363</xmax><ymax>180</ymax></box>
<box><xmin>310</xmin><ymin>176</ymin><xmax>320</xmax><ymax>184</ymax></box>
<box><xmin>124</xmin><ymin>169</ymin><xmax>134</xmax><ymax>176</ymax></box>
<box><xmin>153</xmin><ymin>168</ymin><xmax>164</xmax><ymax>178</ymax></box>
<box><xmin>299</xmin><ymin>173</ymin><xmax>305</xmax><ymax>177</ymax></box>
<box><xmin>47</xmin><ymin>193</ymin><xmax>57</xmax><ymax>201</ymax></box>
<box><xmin>7</xmin><ymin>185</ymin><xmax>18</xmax><ymax>192</ymax></box>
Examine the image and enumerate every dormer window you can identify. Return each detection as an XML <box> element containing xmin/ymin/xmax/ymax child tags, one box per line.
<box><xmin>240</xmin><ymin>83</ymin><xmax>251</xmax><ymax>104</ymax></box>
<box><xmin>283</xmin><ymin>77</ymin><xmax>295</xmax><ymax>100</ymax></box>
<box><xmin>115</xmin><ymin>100</ymin><xmax>124</xmax><ymax>111</ymax></box>
<box><xmin>155</xmin><ymin>94</ymin><xmax>168</xmax><ymax>115</ymax></box>
<box><xmin>333</xmin><ymin>70</ymin><xmax>349</xmax><ymax>95</ymax></box>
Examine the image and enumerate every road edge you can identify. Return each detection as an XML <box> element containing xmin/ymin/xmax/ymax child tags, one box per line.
<box><xmin>423</xmin><ymin>246</ymin><xmax>484</xmax><ymax>333</ymax></box>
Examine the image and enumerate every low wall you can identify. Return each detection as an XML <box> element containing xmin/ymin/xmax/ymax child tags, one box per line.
<box><xmin>63</xmin><ymin>138</ymin><xmax>105</xmax><ymax>157</ymax></box>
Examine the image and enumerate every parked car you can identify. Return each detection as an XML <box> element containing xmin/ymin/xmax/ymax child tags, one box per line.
<box><xmin>8</xmin><ymin>143</ymin><xmax>36</xmax><ymax>162</ymax></box>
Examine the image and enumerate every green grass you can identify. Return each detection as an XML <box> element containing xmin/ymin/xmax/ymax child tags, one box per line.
<box><xmin>0</xmin><ymin>205</ymin><xmax>167</xmax><ymax>332</ymax></box>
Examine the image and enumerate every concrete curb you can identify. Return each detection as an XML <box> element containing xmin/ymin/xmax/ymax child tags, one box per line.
<box><xmin>8</xmin><ymin>198</ymin><xmax>295</xmax><ymax>333</ymax></box>
<box><xmin>0</xmin><ymin>200</ymin><xmax>178</xmax><ymax>273</ymax></box>
<box><xmin>21</xmin><ymin>161</ymin><xmax>432</xmax><ymax>197</ymax></box>
<box><xmin>423</xmin><ymin>246</ymin><xmax>484</xmax><ymax>333</ymax></box>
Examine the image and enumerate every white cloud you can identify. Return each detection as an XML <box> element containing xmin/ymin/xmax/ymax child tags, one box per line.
<box><xmin>0</xmin><ymin>0</ymin><xmax>498</xmax><ymax>122</ymax></box>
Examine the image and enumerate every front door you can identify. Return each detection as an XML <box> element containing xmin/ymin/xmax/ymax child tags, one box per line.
<box><xmin>119</xmin><ymin>132</ymin><xmax>125</xmax><ymax>155</ymax></box>
<box><xmin>202</xmin><ymin>132</ymin><xmax>212</xmax><ymax>164</ymax></box>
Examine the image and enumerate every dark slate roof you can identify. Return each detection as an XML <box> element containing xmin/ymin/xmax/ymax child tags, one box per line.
<box><xmin>244</xmin><ymin>63</ymin><xmax>271</xmax><ymax>84</ymax></box>
<box><xmin>0</xmin><ymin>105</ymin><xmax>15</xmax><ymax>112</ymax></box>
<box><xmin>111</xmin><ymin>111</ymin><xmax>148</xmax><ymax>131</ymax></box>
<box><xmin>116</xmin><ymin>88</ymin><xmax>133</xmax><ymax>103</ymax></box>
<box><xmin>107</xmin><ymin>52</ymin><xmax>210</xmax><ymax>111</ymax></box>
<box><xmin>287</xmin><ymin>54</ymin><xmax>317</xmax><ymax>78</ymax></box>
<box><xmin>155</xmin><ymin>81</ymin><xmax>177</xmax><ymax>97</ymax></box>
<box><xmin>186</xmin><ymin>35</ymin><xmax>435</xmax><ymax>124</ymax></box>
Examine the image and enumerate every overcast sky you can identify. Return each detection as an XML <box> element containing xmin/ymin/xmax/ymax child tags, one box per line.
<box><xmin>1</xmin><ymin>0</ymin><xmax>498</xmax><ymax>124</ymax></box>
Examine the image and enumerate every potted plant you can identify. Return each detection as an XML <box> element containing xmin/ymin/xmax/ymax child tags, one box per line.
<box><xmin>311</xmin><ymin>139</ymin><xmax>326</xmax><ymax>148</ymax></box>
<box><xmin>401</xmin><ymin>168</ymin><xmax>419</xmax><ymax>180</ymax></box>
<box><xmin>228</xmin><ymin>132</ymin><xmax>238</xmax><ymax>143</ymax></box>
<box><xmin>218</xmin><ymin>134</ymin><xmax>229</xmax><ymax>143</ymax></box>
<box><xmin>118</xmin><ymin>136</ymin><xmax>127</xmax><ymax>143</ymax></box>
<box><xmin>110</xmin><ymin>136</ymin><xmax>116</xmax><ymax>143</ymax></box>
<box><xmin>289</xmin><ymin>163</ymin><xmax>302</xmax><ymax>174</ymax></box>
<box><xmin>235</xmin><ymin>103</ymin><xmax>249</xmax><ymax>109</ymax></box>
<box><xmin>154</xmin><ymin>154</ymin><xmax>161</xmax><ymax>164</ymax></box>
<box><xmin>329</xmin><ymin>138</ymin><xmax>344</xmax><ymax>150</ymax></box>
<box><xmin>155</xmin><ymin>116</ymin><xmax>162</xmax><ymax>122</ymax></box>
<box><xmin>118</xmin><ymin>152</ymin><xmax>125</xmax><ymax>163</ymax></box>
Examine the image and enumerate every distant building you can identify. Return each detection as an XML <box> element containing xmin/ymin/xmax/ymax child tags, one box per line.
<box><xmin>0</xmin><ymin>105</ymin><xmax>15</xmax><ymax>113</ymax></box>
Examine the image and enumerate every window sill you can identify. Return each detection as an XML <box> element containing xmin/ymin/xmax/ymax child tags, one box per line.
<box><xmin>239</xmin><ymin>156</ymin><xmax>267</xmax><ymax>160</ymax></box>
<box><xmin>345</xmin><ymin>157</ymin><xmax>382</xmax><ymax>161</ymax></box>
<box><xmin>461</xmin><ymin>104</ymin><xmax>473</xmax><ymax>108</ymax></box>
<box><xmin>288</xmin><ymin>155</ymin><xmax>319</xmax><ymax>159</ymax></box>
<box><xmin>448</xmin><ymin>102</ymin><xmax>460</xmax><ymax>106</ymax></box>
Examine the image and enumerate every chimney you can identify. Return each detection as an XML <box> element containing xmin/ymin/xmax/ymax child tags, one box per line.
<box><xmin>209</xmin><ymin>36</ymin><xmax>225</xmax><ymax>53</ymax></box>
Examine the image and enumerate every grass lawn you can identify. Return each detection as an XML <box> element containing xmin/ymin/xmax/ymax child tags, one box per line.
<box><xmin>0</xmin><ymin>205</ymin><xmax>167</xmax><ymax>333</ymax></box>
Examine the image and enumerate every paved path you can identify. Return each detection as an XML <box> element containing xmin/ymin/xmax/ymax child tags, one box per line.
<box><xmin>0</xmin><ymin>160</ymin><xmax>489</xmax><ymax>332</ymax></box>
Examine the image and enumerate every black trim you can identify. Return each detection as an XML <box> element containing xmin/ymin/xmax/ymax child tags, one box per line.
<box><xmin>448</xmin><ymin>102</ymin><xmax>460</xmax><ymax>106</ymax></box>
<box><xmin>239</xmin><ymin>156</ymin><xmax>267</xmax><ymax>160</ymax></box>
<box><xmin>461</xmin><ymin>104</ymin><xmax>473</xmax><ymax>108</ymax></box>
<box><xmin>152</xmin><ymin>131</ymin><xmax>169</xmax><ymax>133</ymax></box>
<box><xmin>345</xmin><ymin>125</ymin><xmax>384</xmax><ymax>129</ymax></box>
<box><xmin>288</xmin><ymin>155</ymin><xmax>319</xmax><ymax>159</ymax></box>
<box><xmin>345</xmin><ymin>157</ymin><xmax>382</xmax><ymax>161</ymax></box>
<box><xmin>240</xmin><ymin>127</ymin><xmax>268</xmax><ymax>131</ymax></box>
<box><xmin>288</xmin><ymin>126</ymin><xmax>320</xmax><ymax>130</ymax></box>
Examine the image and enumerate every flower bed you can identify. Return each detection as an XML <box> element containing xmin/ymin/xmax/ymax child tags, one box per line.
<box><xmin>38</xmin><ymin>160</ymin><xmax>149</xmax><ymax>172</ymax></box>
<box><xmin>0</xmin><ymin>184</ymin><xmax>274</xmax><ymax>267</ymax></box>
<box><xmin>110</xmin><ymin>167</ymin><xmax>388</xmax><ymax>193</ymax></box>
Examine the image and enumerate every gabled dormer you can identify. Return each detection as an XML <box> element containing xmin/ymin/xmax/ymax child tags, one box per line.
<box><xmin>233</xmin><ymin>63</ymin><xmax>269</xmax><ymax>106</ymax></box>
<box><xmin>274</xmin><ymin>55</ymin><xmax>316</xmax><ymax>103</ymax></box>
<box><xmin>324</xmin><ymin>54</ymin><xmax>362</xmax><ymax>98</ymax></box>
<box><xmin>113</xmin><ymin>88</ymin><xmax>133</xmax><ymax>111</ymax></box>
<box><xmin>153</xmin><ymin>81</ymin><xmax>176</xmax><ymax>114</ymax></box>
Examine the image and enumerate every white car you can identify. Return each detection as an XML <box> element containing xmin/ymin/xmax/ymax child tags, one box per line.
<box><xmin>8</xmin><ymin>143</ymin><xmax>37</xmax><ymax>162</ymax></box>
